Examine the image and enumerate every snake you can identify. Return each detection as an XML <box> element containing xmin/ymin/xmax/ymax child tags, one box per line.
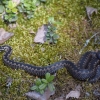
<box><xmin>0</xmin><ymin>45</ymin><xmax>100</xmax><ymax>83</ymax></box>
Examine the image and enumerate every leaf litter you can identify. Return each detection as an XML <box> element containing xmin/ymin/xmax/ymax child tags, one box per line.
<box><xmin>86</xmin><ymin>6</ymin><xmax>97</xmax><ymax>20</ymax></box>
<box><xmin>34</xmin><ymin>24</ymin><xmax>48</xmax><ymax>43</ymax></box>
<box><xmin>66</xmin><ymin>85</ymin><xmax>81</xmax><ymax>99</ymax></box>
<box><xmin>0</xmin><ymin>28</ymin><xmax>14</xmax><ymax>44</ymax></box>
<box><xmin>25</xmin><ymin>87</ymin><xmax>55</xmax><ymax>100</ymax></box>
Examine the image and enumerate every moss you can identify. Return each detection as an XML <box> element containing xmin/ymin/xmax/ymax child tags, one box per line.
<box><xmin>0</xmin><ymin>0</ymin><xmax>100</xmax><ymax>99</ymax></box>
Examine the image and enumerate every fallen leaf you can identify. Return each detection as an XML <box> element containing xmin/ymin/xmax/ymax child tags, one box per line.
<box><xmin>54</xmin><ymin>96</ymin><xmax>64</xmax><ymax>100</ymax></box>
<box><xmin>34</xmin><ymin>24</ymin><xmax>48</xmax><ymax>43</ymax></box>
<box><xmin>25</xmin><ymin>88</ymin><xmax>55</xmax><ymax>100</ymax></box>
<box><xmin>25</xmin><ymin>92</ymin><xmax>42</xmax><ymax>100</ymax></box>
<box><xmin>0</xmin><ymin>28</ymin><xmax>14</xmax><ymax>44</ymax></box>
<box><xmin>66</xmin><ymin>85</ymin><xmax>81</xmax><ymax>99</ymax></box>
<box><xmin>86</xmin><ymin>6</ymin><xmax>97</xmax><ymax>20</ymax></box>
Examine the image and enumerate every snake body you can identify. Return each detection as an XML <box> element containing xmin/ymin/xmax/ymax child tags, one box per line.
<box><xmin>0</xmin><ymin>45</ymin><xmax>100</xmax><ymax>83</ymax></box>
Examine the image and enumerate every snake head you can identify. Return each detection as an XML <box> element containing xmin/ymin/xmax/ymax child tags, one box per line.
<box><xmin>0</xmin><ymin>46</ymin><xmax>5</xmax><ymax>51</ymax></box>
<box><xmin>0</xmin><ymin>45</ymin><xmax>10</xmax><ymax>51</ymax></box>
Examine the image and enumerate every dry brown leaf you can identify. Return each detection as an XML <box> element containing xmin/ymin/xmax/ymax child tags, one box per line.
<box><xmin>34</xmin><ymin>24</ymin><xmax>48</xmax><ymax>43</ymax></box>
<box><xmin>66</xmin><ymin>91</ymin><xmax>80</xmax><ymax>99</ymax></box>
<box><xmin>25</xmin><ymin>88</ymin><xmax>55</xmax><ymax>100</ymax></box>
<box><xmin>86</xmin><ymin>6</ymin><xmax>97</xmax><ymax>20</ymax></box>
<box><xmin>0</xmin><ymin>28</ymin><xmax>14</xmax><ymax>44</ymax></box>
<box><xmin>66</xmin><ymin>85</ymin><xmax>81</xmax><ymax>99</ymax></box>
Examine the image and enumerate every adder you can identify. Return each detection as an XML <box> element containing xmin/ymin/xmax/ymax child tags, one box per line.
<box><xmin>0</xmin><ymin>45</ymin><xmax>100</xmax><ymax>83</ymax></box>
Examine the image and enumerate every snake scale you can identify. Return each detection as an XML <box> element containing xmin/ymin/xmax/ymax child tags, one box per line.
<box><xmin>0</xmin><ymin>45</ymin><xmax>100</xmax><ymax>83</ymax></box>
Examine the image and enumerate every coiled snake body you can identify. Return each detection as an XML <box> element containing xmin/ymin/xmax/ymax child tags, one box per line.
<box><xmin>0</xmin><ymin>45</ymin><xmax>100</xmax><ymax>83</ymax></box>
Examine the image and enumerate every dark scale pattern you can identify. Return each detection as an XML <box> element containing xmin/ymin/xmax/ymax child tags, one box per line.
<box><xmin>0</xmin><ymin>45</ymin><xmax>100</xmax><ymax>82</ymax></box>
<box><xmin>89</xmin><ymin>66</ymin><xmax>100</xmax><ymax>83</ymax></box>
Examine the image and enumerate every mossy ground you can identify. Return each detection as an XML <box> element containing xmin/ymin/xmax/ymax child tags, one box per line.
<box><xmin>0</xmin><ymin>0</ymin><xmax>100</xmax><ymax>100</ymax></box>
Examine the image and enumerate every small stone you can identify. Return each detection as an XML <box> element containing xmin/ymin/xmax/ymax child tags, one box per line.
<box><xmin>85</xmin><ymin>92</ymin><xmax>90</xmax><ymax>97</ymax></box>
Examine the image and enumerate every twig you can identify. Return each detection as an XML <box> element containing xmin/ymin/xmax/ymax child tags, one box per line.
<box><xmin>79</xmin><ymin>32</ymin><xmax>100</xmax><ymax>54</ymax></box>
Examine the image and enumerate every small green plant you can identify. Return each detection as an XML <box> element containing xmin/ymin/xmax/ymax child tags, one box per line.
<box><xmin>0</xmin><ymin>0</ymin><xmax>47</xmax><ymax>23</ymax></box>
<box><xmin>31</xmin><ymin>73</ymin><xmax>55</xmax><ymax>94</ymax></box>
<box><xmin>46</xmin><ymin>25</ymin><xmax>59</xmax><ymax>44</ymax></box>
<box><xmin>1</xmin><ymin>0</ymin><xmax>10</xmax><ymax>5</ymax></box>
<box><xmin>18</xmin><ymin>0</ymin><xmax>37</xmax><ymax>19</ymax></box>
<box><xmin>46</xmin><ymin>17</ymin><xmax>59</xmax><ymax>44</ymax></box>
<box><xmin>3</xmin><ymin>0</ymin><xmax>18</xmax><ymax>23</ymax></box>
<box><xmin>0</xmin><ymin>5</ymin><xmax>5</xmax><ymax>13</ymax></box>
<box><xmin>0</xmin><ymin>1</ymin><xmax>5</xmax><ymax>13</ymax></box>
<box><xmin>0</xmin><ymin>0</ymin><xmax>10</xmax><ymax>14</ymax></box>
